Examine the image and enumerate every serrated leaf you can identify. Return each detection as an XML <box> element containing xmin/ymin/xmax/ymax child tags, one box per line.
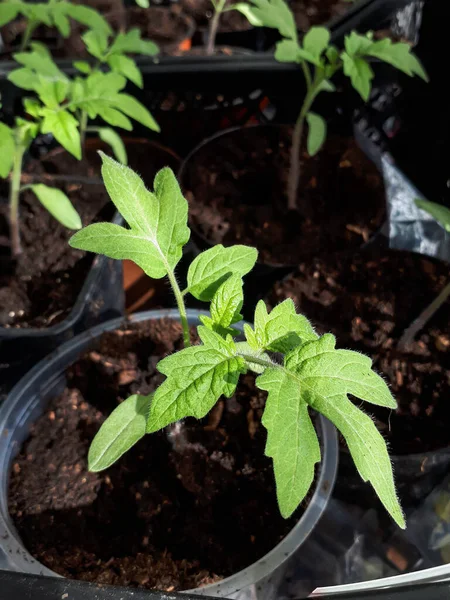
<box><xmin>365</xmin><ymin>38</ymin><xmax>428</xmax><ymax>81</ymax></box>
<box><xmin>306</xmin><ymin>111</ymin><xmax>326</xmax><ymax>156</ymax></box>
<box><xmin>246</xmin><ymin>299</ymin><xmax>317</xmax><ymax>353</ymax></box>
<box><xmin>187</xmin><ymin>244</ymin><xmax>258</xmax><ymax>301</ymax></box>
<box><xmin>109</xmin><ymin>28</ymin><xmax>159</xmax><ymax>56</ymax></box>
<box><xmin>240</xmin><ymin>0</ymin><xmax>297</xmax><ymax>40</ymax></box>
<box><xmin>146</xmin><ymin>327</ymin><xmax>246</xmax><ymax>433</ymax></box>
<box><xmin>88</xmin><ymin>394</ymin><xmax>151</xmax><ymax>471</ymax></box>
<box><xmin>82</xmin><ymin>29</ymin><xmax>109</xmax><ymax>59</ymax></box>
<box><xmin>283</xmin><ymin>333</ymin><xmax>404</xmax><ymax>528</ymax></box>
<box><xmin>0</xmin><ymin>3</ymin><xmax>19</xmax><ymax>27</ymax></box>
<box><xmin>7</xmin><ymin>67</ymin><xmax>39</xmax><ymax>91</ymax></box>
<box><xmin>210</xmin><ymin>274</ymin><xmax>243</xmax><ymax>328</ymax></box>
<box><xmin>342</xmin><ymin>53</ymin><xmax>374</xmax><ymax>101</ymax></box>
<box><xmin>70</xmin><ymin>158</ymin><xmax>190</xmax><ymax>278</ymax></box>
<box><xmin>257</xmin><ymin>368</ymin><xmax>320</xmax><ymax>518</ymax></box>
<box><xmin>344</xmin><ymin>30</ymin><xmax>373</xmax><ymax>56</ymax></box>
<box><xmin>65</xmin><ymin>3</ymin><xmax>111</xmax><ymax>34</ymax></box>
<box><xmin>108</xmin><ymin>54</ymin><xmax>142</xmax><ymax>88</ymax></box>
<box><xmin>41</xmin><ymin>109</ymin><xmax>81</xmax><ymax>159</ymax></box>
<box><xmin>30</xmin><ymin>184</ymin><xmax>82</xmax><ymax>229</ymax></box>
<box><xmin>97</xmin><ymin>127</ymin><xmax>127</xmax><ymax>165</ymax></box>
<box><xmin>303</xmin><ymin>26</ymin><xmax>330</xmax><ymax>63</ymax></box>
<box><xmin>274</xmin><ymin>39</ymin><xmax>299</xmax><ymax>63</ymax></box>
<box><xmin>415</xmin><ymin>199</ymin><xmax>450</xmax><ymax>232</ymax></box>
<box><xmin>110</xmin><ymin>93</ymin><xmax>159</xmax><ymax>132</ymax></box>
<box><xmin>0</xmin><ymin>123</ymin><xmax>14</xmax><ymax>179</ymax></box>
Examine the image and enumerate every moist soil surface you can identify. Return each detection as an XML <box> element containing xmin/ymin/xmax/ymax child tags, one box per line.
<box><xmin>180</xmin><ymin>0</ymin><xmax>250</xmax><ymax>31</ymax></box>
<box><xmin>270</xmin><ymin>248</ymin><xmax>450</xmax><ymax>454</ymax></box>
<box><xmin>291</xmin><ymin>0</ymin><xmax>351</xmax><ymax>31</ymax></box>
<box><xmin>9</xmin><ymin>318</ymin><xmax>300</xmax><ymax>591</ymax></box>
<box><xmin>181</xmin><ymin>126</ymin><xmax>386</xmax><ymax>266</ymax></box>
<box><xmin>128</xmin><ymin>6</ymin><xmax>193</xmax><ymax>51</ymax></box>
<box><xmin>0</xmin><ymin>140</ymin><xmax>179</xmax><ymax>329</ymax></box>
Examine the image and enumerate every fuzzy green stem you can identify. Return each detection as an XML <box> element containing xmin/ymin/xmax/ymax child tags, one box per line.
<box><xmin>79</xmin><ymin>110</ymin><xmax>88</xmax><ymax>155</ymax></box>
<box><xmin>9</xmin><ymin>143</ymin><xmax>26</xmax><ymax>257</ymax></box>
<box><xmin>167</xmin><ymin>270</ymin><xmax>191</xmax><ymax>348</ymax></box>
<box><xmin>19</xmin><ymin>19</ymin><xmax>37</xmax><ymax>51</ymax></box>
<box><xmin>398</xmin><ymin>280</ymin><xmax>450</xmax><ymax>350</ymax></box>
<box><xmin>206</xmin><ymin>0</ymin><xmax>226</xmax><ymax>56</ymax></box>
<box><xmin>287</xmin><ymin>64</ymin><xmax>321</xmax><ymax>211</ymax></box>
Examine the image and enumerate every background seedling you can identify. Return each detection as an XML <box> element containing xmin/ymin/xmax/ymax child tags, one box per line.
<box><xmin>235</xmin><ymin>0</ymin><xmax>428</xmax><ymax>210</ymax></box>
<box><xmin>70</xmin><ymin>157</ymin><xmax>405</xmax><ymax>528</ymax></box>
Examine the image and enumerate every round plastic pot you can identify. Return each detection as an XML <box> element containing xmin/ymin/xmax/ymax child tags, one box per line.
<box><xmin>0</xmin><ymin>308</ymin><xmax>338</xmax><ymax>598</ymax></box>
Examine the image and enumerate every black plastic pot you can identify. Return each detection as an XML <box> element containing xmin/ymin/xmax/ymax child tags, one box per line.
<box><xmin>0</xmin><ymin>308</ymin><xmax>338</xmax><ymax>598</ymax></box>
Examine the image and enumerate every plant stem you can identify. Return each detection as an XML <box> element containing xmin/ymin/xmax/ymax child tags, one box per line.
<box><xmin>206</xmin><ymin>0</ymin><xmax>226</xmax><ymax>56</ymax></box>
<box><xmin>167</xmin><ymin>270</ymin><xmax>191</xmax><ymax>348</ymax></box>
<box><xmin>79</xmin><ymin>110</ymin><xmax>88</xmax><ymax>155</ymax></box>
<box><xmin>398</xmin><ymin>280</ymin><xmax>450</xmax><ymax>350</ymax></box>
<box><xmin>9</xmin><ymin>143</ymin><xmax>26</xmax><ymax>257</ymax></box>
<box><xmin>19</xmin><ymin>19</ymin><xmax>36</xmax><ymax>51</ymax></box>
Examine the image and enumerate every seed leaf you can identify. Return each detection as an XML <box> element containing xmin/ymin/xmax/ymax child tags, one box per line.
<box><xmin>187</xmin><ymin>244</ymin><xmax>258</xmax><ymax>301</ymax></box>
<box><xmin>257</xmin><ymin>367</ymin><xmax>320</xmax><ymax>518</ymax></box>
<box><xmin>285</xmin><ymin>333</ymin><xmax>404</xmax><ymax>527</ymax></box>
<box><xmin>70</xmin><ymin>157</ymin><xmax>190</xmax><ymax>278</ymax></box>
<box><xmin>30</xmin><ymin>184</ymin><xmax>82</xmax><ymax>229</ymax></box>
<box><xmin>245</xmin><ymin>299</ymin><xmax>318</xmax><ymax>353</ymax></box>
<box><xmin>147</xmin><ymin>327</ymin><xmax>246</xmax><ymax>432</ymax></box>
<box><xmin>306</xmin><ymin>111</ymin><xmax>326</xmax><ymax>156</ymax></box>
<box><xmin>97</xmin><ymin>127</ymin><xmax>128</xmax><ymax>165</ymax></box>
<box><xmin>415</xmin><ymin>199</ymin><xmax>450</xmax><ymax>232</ymax></box>
<box><xmin>88</xmin><ymin>394</ymin><xmax>151</xmax><ymax>472</ymax></box>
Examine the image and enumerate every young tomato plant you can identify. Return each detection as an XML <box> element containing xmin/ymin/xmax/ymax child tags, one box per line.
<box><xmin>0</xmin><ymin>118</ymin><xmax>81</xmax><ymax>257</ymax></box>
<box><xmin>235</xmin><ymin>0</ymin><xmax>428</xmax><ymax>210</ymax></box>
<box><xmin>70</xmin><ymin>155</ymin><xmax>405</xmax><ymax>529</ymax></box>
<box><xmin>8</xmin><ymin>40</ymin><xmax>159</xmax><ymax>164</ymax></box>
<box><xmin>398</xmin><ymin>199</ymin><xmax>450</xmax><ymax>349</ymax></box>
<box><xmin>0</xmin><ymin>0</ymin><xmax>111</xmax><ymax>51</ymax></box>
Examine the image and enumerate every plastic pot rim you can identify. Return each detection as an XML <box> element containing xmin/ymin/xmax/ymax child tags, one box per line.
<box><xmin>0</xmin><ymin>308</ymin><xmax>338</xmax><ymax>598</ymax></box>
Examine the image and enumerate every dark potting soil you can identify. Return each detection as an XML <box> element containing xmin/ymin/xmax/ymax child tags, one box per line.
<box><xmin>270</xmin><ymin>248</ymin><xmax>450</xmax><ymax>454</ymax></box>
<box><xmin>9</xmin><ymin>318</ymin><xmax>300</xmax><ymax>591</ymax></box>
<box><xmin>182</xmin><ymin>126</ymin><xmax>386</xmax><ymax>266</ymax></box>
<box><xmin>0</xmin><ymin>140</ymin><xmax>178</xmax><ymax>330</ymax></box>
<box><xmin>129</xmin><ymin>6</ymin><xmax>192</xmax><ymax>49</ymax></box>
<box><xmin>290</xmin><ymin>0</ymin><xmax>350</xmax><ymax>31</ymax></box>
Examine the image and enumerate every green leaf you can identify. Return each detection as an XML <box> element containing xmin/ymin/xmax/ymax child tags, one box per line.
<box><xmin>73</xmin><ymin>61</ymin><xmax>92</xmax><ymax>74</ymax></box>
<box><xmin>187</xmin><ymin>244</ymin><xmax>258</xmax><ymax>301</ymax></box>
<box><xmin>0</xmin><ymin>123</ymin><xmax>14</xmax><ymax>179</ymax></box>
<box><xmin>24</xmin><ymin>97</ymin><xmax>41</xmax><ymax>117</ymax></box>
<box><xmin>233</xmin><ymin>2</ymin><xmax>264</xmax><ymax>27</ymax></box>
<box><xmin>70</xmin><ymin>158</ymin><xmax>190</xmax><ymax>278</ymax></box>
<box><xmin>109</xmin><ymin>28</ymin><xmax>159</xmax><ymax>56</ymax></box>
<box><xmin>30</xmin><ymin>184</ymin><xmax>82</xmax><ymax>229</ymax></box>
<box><xmin>245</xmin><ymin>299</ymin><xmax>317</xmax><ymax>353</ymax></box>
<box><xmin>82</xmin><ymin>29</ymin><xmax>109</xmax><ymax>59</ymax></box>
<box><xmin>65</xmin><ymin>3</ymin><xmax>112</xmax><ymax>34</ymax></box>
<box><xmin>306</xmin><ymin>111</ymin><xmax>326</xmax><ymax>156</ymax></box>
<box><xmin>8</xmin><ymin>67</ymin><xmax>40</xmax><ymax>91</ymax></box>
<box><xmin>88</xmin><ymin>394</ymin><xmax>151</xmax><ymax>472</ymax></box>
<box><xmin>284</xmin><ymin>333</ymin><xmax>404</xmax><ymax>528</ymax></box>
<box><xmin>96</xmin><ymin>106</ymin><xmax>133</xmax><ymax>131</ymax></box>
<box><xmin>303</xmin><ymin>26</ymin><xmax>330</xmax><ymax>63</ymax></box>
<box><xmin>0</xmin><ymin>3</ymin><xmax>19</xmax><ymax>27</ymax></box>
<box><xmin>108</xmin><ymin>54</ymin><xmax>142</xmax><ymax>88</ymax></box>
<box><xmin>26</xmin><ymin>3</ymin><xmax>52</xmax><ymax>26</ymax></box>
<box><xmin>344</xmin><ymin>30</ymin><xmax>373</xmax><ymax>56</ymax></box>
<box><xmin>318</xmin><ymin>79</ymin><xmax>336</xmax><ymax>92</ymax></box>
<box><xmin>97</xmin><ymin>127</ymin><xmax>127</xmax><ymax>165</ymax></box>
<box><xmin>364</xmin><ymin>38</ymin><xmax>428</xmax><ymax>81</ymax></box>
<box><xmin>146</xmin><ymin>327</ymin><xmax>246</xmax><ymax>433</ymax></box>
<box><xmin>210</xmin><ymin>274</ymin><xmax>244</xmax><ymax>328</ymax></box>
<box><xmin>257</xmin><ymin>368</ymin><xmax>320</xmax><ymax>518</ymax></box>
<box><xmin>41</xmin><ymin>109</ymin><xmax>81</xmax><ymax>159</ymax></box>
<box><xmin>274</xmin><ymin>39</ymin><xmax>299</xmax><ymax>63</ymax></box>
<box><xmin>239</xmin><ymin>0</ymin><xmax>297</xmax><ymax>40</ymax></box>
<box><xmin>110</xmin><ymin>93</ymin><xmax>160</xmax><ymax>132</ymax></box>
<box><xmin>342</xmin><ymin>53</ymin><xmax>374</xmax><ymax>101</ymax></box>
<box><xmin>52</xmin><ymin>4</ymin><xmax>70</xmax><ymax>37</ymax></box>
<box><xmin>135</xmin><ymin>0</ymin><xmax>149</xmax><ymax>7</ymax></box>
<box><xmin>415</xmin><ymin>199</ymin><xmax>450</xmax><ymax>233</ymax></box>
